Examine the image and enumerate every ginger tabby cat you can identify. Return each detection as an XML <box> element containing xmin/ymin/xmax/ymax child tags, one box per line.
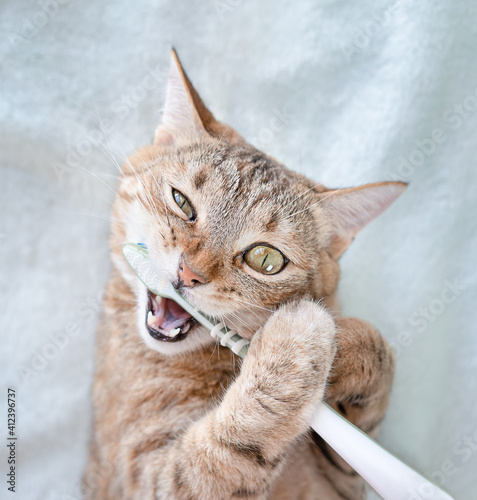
<box><xmin>84</xmin><ymin>50</ymin><xmax>405</xmax><ymax>499</ymax></box>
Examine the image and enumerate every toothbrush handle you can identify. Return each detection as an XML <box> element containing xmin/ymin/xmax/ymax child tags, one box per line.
<box><xmin>311</xmin><ymin>402</ymin><xmax>454</xmax><ymax>500</ymax></box>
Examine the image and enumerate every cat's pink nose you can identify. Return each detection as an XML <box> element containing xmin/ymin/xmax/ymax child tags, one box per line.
<box><xmin>178</xmin><ymin>256</ymin><xmax>206</xmax><ymax>287</ymax></box>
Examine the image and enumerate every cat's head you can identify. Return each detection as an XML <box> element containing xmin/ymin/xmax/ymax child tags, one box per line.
<box><xmin>111</xmin><ymin>50</ymin><xmax>406</xmax><ymax>355</ymax></box>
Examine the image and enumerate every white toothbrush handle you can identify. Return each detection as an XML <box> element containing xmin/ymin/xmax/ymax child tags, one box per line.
<box><xmin>311</xmin><ymin>402</ymin><xmax>454</xmax><ymax>500</ymax></box>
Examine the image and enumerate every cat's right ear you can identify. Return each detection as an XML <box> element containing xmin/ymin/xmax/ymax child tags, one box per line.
<box><xmin>318</xmin><ymin>181</ymin><xmax>407</xmax><ymax>259</ymax></box>
<box><xmin>154</xmin><ymin>49</ymin><xmax>215</xmax><ymax>146</ymax></box>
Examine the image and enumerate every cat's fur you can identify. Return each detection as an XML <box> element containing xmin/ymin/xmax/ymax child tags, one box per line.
<box><xmin>84</xmin><ymin>50</ymin><xmax>404</xmax><ymax>499</ymax></box>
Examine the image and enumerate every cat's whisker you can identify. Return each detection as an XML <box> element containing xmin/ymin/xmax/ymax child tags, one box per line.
<box><xmin>67</xmin><ymin>97</ymin><xmax>137</xmax><ymax>183</ymax></box>
<box><xmin>224</xmin><ymin>310</ymin><xmax>254</xmax><ymax>332</ymax></box>
<box><xmin>89</xmin><ymin>132</ymin><xmax>149</xmax><ymax>216</ymax></box>
<box><xmin>95</xmin><ymin>153</ymin><xmax>153</xmax><ymax>236</ymax></box>
<box><xmin>96</xmin><ymin>135</ymin><xmax>128</xmax><ymax>175</ymax></box>
<box><xmin>105</xmin><ymin>137</ymin><xmax>157</xmax><ymax>209</ymax></box>
<box><xmin>209</xmin><ymin>338</ymin><xmax>220</xmax><ymax>361</ymax></box>
<box><xmin>122</xmin><ymin>155</ymin><xmax>167</xmax><ymax>229</ymax></box>
<box><xmin>234</xmin><ymin>297</ymin><xmax>274</xmax><ymax>314</ymax></box>
<box><xmin>103</xmin><ymin>134</ymin><xmax>166</xmax><ymax>236</ymax></box>
<box><xmin>66</xmin><ymin>211</ymin><xmax>129</xmax><ymax>232</ymax></box>
<box><xmin>221</xmin><ymin>312</ymin><xmax>244</xmax><ymax>332</ymax></box>
<box><xmin>71</xmin><ymin>164</ymin><xmax>130</xmax><ymax>205</ymax></box>
<box><xmin>128</xmin><ymin>146</ymin><xmax>168</xmax><ymax>226</ymax></box>
<box><xmin>233</xmin><ymin>302</ymin><xmax>262</xmax><ymax>322</ymax></box>
<box><xmin>210</xmin><ymin>314</ymin><xmax>229</xmax><ymax>361</ymax></box>
<box><xmin>115</xmin><ymin>132</ymin><xmax>170</xmax><ymax>230</ymax></box>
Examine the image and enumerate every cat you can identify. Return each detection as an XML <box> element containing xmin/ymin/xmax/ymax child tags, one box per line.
<box><xmin>84</xmin><ymin>50</ymin><xmax>405</xmax><ymax>499</ymax></box>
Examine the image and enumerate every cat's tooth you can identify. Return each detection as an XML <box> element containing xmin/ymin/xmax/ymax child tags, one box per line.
<box><xmin>154</xmin><ymin>297</ymin><xmax>165</xmax><ymax>320</ymax></box>
<box><xmin>181</xmin><ymin>322</ymin><xmax>191</xmax><ymax>334</ymax></box>
<box><xmin>147</xmin><ymin>311</ymin><xmax>154</xmax><ymax>326</ymax></box>
<box><xmin>170</xmin><ymin>328</ymin><xmax>181</xmax><ymax>338</ymax></box>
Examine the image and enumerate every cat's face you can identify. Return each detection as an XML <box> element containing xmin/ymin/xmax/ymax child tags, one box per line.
<box><xmin>114</xmin><ymin>140</ymin><xmax>338</xmax><ymax>354</ymax></box>
<box><xmin>110</xmin><ymin>51</ymin><xmax>405</xmax><ymax>355</ymax></box>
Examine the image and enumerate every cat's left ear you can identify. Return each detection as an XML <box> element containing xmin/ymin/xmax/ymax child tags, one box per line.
<box><xmin>318</xmin><ymin>181</ymin><xmax>407</xmax><ymax>259</ymax></box>
<box><xmin>154</xmin><ymin>49</ymin><xmax>243</xmax><ymax>146</ymax></box>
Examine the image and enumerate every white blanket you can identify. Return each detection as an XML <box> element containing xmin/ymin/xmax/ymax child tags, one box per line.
<box><xmin>1</xmin><ymin>1</ymin><xmax>476</xmax><ymax>498</ymax></box>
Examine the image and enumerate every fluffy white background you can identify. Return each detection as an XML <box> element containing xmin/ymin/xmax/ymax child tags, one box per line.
<box><xmin>1</xmin><ymin>0</ymin><xmax>476</xmax><ymax>498</ymax></box>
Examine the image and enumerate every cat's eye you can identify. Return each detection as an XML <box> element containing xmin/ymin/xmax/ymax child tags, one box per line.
<box><xmin>172</xmin><ymin>189</ymin><xmax>195</xmax><ymax>220</ymax></box>
<box><xmin>243</xmin><ymin>245</ymin><xmax>287</xmax><ymax>275</ymax></box>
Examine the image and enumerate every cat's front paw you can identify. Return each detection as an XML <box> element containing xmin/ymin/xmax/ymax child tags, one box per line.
<box><xmin>242</xmin><ymin>299</ymin><xmax>337</xmax><ymax>426</ymax></box>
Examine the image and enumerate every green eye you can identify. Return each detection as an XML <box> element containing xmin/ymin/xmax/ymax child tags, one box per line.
<box><xmin>173</xmin><ymin>189</ymin><xmax>195</xmax><ymax>220</ymax></box>
<box><xmin>244</xmin><ymin>245</ymin><xmax>287</xmax><ymax>275</ymax></box>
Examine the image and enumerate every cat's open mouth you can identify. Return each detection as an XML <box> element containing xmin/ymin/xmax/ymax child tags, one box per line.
<box><xmin>145</xmin><ymin>290</ymin><xmax>196</xmax><ymax>342</ymax></box>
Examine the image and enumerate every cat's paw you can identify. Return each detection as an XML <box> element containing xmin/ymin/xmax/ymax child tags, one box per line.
<box><xmin>242</xmin><ymin>299</ymin><xmax>337</xmax><ymax>423</ymax></box>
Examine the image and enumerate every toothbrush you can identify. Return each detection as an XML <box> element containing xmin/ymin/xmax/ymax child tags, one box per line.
<box><xmin>122</xmin><ymin>242</ymin><xmax>454</xmax><ymax>500</ymax></box>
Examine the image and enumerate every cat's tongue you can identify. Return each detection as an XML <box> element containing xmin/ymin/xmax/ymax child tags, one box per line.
<box><xmin>147</xmin><ymin>292</ymin><xmax>192</xmax><ymax>337</ymax></box>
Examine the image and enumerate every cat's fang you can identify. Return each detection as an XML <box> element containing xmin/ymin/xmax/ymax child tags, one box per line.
<box><xmin>181</xmin><ymin>322</ymin><xmax>191</xmax><ymax>334</ymax></box>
